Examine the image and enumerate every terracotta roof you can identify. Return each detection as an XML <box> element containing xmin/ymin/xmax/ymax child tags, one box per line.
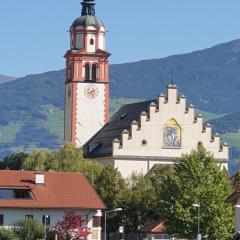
<box><xmin>138</xmin><ymin>221</ymin><xmax>166</xmax><ymax>234</ymax></box>
<box><xmin>0</xmin><ymin>170</ymin><xmax>105</xmax><ymax>210</ymax></box>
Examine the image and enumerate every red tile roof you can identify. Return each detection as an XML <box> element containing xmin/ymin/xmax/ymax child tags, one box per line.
<box><xmin>0</xmin><ymin>170</ymin><xmax>105</xmax><ymax>210</ymax></box>
<box><xmin>138</xmin><ymin>221</ymin><xmax>166</xmax><ymax>234</ymax></box>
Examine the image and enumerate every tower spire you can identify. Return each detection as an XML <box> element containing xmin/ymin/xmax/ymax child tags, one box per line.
<box><xmin>81</xmin><ymin>0</ymin><xmax>96</xmax><ymax>16</ymax></box>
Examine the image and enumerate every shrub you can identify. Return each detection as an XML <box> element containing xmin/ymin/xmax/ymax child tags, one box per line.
<box><xmin>0</xmin><ymin>228</ymin><xmax>19</xmax><ymax>240</ymax></box>
<box><xmin>13</xmin><ymin>219</ymin><xmax>44</xmax><ymax>240</ymax></box>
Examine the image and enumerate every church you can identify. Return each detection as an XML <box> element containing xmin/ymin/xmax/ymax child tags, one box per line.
<box><xmin>64</xmin><ymin>0</ymin><xmax>229</xmax><ymax>178</ymax></box>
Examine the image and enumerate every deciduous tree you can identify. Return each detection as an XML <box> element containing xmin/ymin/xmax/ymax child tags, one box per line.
<box><xmin>159</xmin><ymin>146</ymin><xmax>234</xmax><ymax>240</ymax></box>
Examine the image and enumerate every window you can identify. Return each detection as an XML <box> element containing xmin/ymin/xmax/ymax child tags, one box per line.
<box><xmin>14</xmin><ymin>190</ymin><xmax>30</xmax><ymax>199</ymax></box>
<box><xmin>0</xmin><ymin>215</ymin><xmax>4</xmax><ymax>226</ymax></box>
<box><xmin>0</xmin><ymin>189</ymin><xmax>32</xmax><ymax>199</ymax></box>
<box><xmin>92</xmin><ymin>216</ymin><xmax>101</xmax><ymax>228</ymax></box>
<box><xmin>25</xmin><ymin>215</ymin><xmax>33</xmax><ymax>220</ymax></box>
<box><xmin>141</xmin><ymin>140</ymin><xmax>147</xmax><ymax>146</ymax></box>
<box><xmin>42</xmin><ymin>215</ymin><xmax>50</xmax><ymax>226</ymax></box>
<box><xmin>90</xmin><ymin>38</ymin><xmax>94</xmax><ymax>45</ymax></box>
<box><xmin>92</xmin><ymin>64</ymin><xmax>97</xmax><ymax>81</ymax></box>
<box><xmin>85</xmin><ymin>63</ymin><xmax>90</xmax><ymax>80</ymax></box>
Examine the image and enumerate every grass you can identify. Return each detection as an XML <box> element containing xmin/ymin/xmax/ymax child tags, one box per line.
<box><xmin>223</xmin><ymin>130</ymin><xmax>240</xmax><ymax>147</ymax></box>
<box><xmin>41</xmin><ymin>107</ymin><xmax>64</xmax><ymax>138</ymax></box>
<box><xmin>198</xmin><ymin>110</ymin><xmax>223</xmax><ymax>122</ymax></box>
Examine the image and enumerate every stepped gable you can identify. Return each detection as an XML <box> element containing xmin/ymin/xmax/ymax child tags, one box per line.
<box><xmin>84</xmin><ymin>100</ymin><xmax>153</xmax><ymax>158</ymax></box>
<box><xmin>84</xmin><ymin>84</ymin><xmax>228</xmax><ymax>161</ymax></box>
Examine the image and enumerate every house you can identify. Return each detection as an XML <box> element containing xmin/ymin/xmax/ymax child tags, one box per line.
<box><xmin>137</xmin><ymin>220</ymin><xmax>170</xmax><ymax>240</ymax></box>
<box><xmin>0</xmin><ymin>170</ymin><xmax>105</xmax><ymax>240</ymax></box>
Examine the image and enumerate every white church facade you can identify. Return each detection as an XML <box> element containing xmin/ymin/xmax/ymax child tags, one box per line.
<box><xmin>65</xmin><ymin>0</ymin><xmax>229</xmax><ymax>178</ymax></box>
<box><xmin>83</xmin><ymin>84</ymin><xmax>228</xmax><ymax>178</ymax></box>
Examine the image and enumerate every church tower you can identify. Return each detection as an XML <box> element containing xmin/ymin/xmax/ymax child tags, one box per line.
<box><xmin>64</xmin><ymin>0</ymin><xmax>110</xmax><ymax>147</ymax></box>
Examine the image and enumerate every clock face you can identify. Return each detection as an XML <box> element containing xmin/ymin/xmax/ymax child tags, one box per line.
<box><xmin>84</xmin><ymin>85</ymin><xmax>99</xmax><ymax>99</ymax></box>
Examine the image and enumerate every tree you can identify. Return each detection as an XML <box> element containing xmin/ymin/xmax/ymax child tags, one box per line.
<box><xmin>13</xmin><ymin>219</ymin><xmax>44</xmax><ymax>240</ymax></box>
<box><xmin>0</xmin><ymin>152</ymin><xmax>29</xmax><ymax>170</ymax></box>
<box><xmin>123</xmin><ymin>174</ymin><xmax>157</xmax><ymax>233</ymax></box>
<box><xmin>53</xmin><ymin>211</ymin><xmax>90</xmax><ymax>240</ymax></box>
<box><xmin>22</xmin><ymin>143</ymin><xmax>103</xmax><ymax>186</ymax></box>
<box><xmin>158</xmin><ymin>146</ymin><xmax>234</xmax><ymax>239</ymax></box>
<box><xmin>0</xmin><ymin>229</ymin><xmax>19</xmax><ymax>240</ymax></box>
<box><xmin>95</xmin><ymin>166</ymin><xmax>127</xmax><ymax>234</ymax></box>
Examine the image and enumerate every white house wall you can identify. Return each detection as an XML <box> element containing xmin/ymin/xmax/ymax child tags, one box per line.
<box><xmin>0</xmin><ymin>208</ymin><xmax>101</xmax><ymax>240</ymax></box>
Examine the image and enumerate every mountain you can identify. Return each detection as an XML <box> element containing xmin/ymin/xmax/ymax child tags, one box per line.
<box><xmin>110</xmin><ymin>39</ymin><xmax>240</xmax><ymax>114</ymax></box>
<box><xmin>1</xmin><ymin>39</ymin><xmax>240</xmax><ymax>172</ymax></box>
<box><xmin>0</xmin><ymin>74</ymin><xmax>16</xmax><ymax>84</ymax></box>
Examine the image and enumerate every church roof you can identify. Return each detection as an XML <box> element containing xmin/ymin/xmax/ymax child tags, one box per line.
<box><xmin>71</xmin><ymin>0</ymin><xmax>105</xmax><ymax>29</ymax></box>
<box><xmin>71</xmin><ymin>15</ymin><xmax>105</xmax><ymax>29</ymax></box>
<box><xmin>84</xmin><ymin>100</ymin><xmax>154</xmax><ymax>158</ymax></box>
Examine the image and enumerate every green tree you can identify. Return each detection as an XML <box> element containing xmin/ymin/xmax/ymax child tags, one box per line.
<box><xmin>22</xmin><ymin>143</ymin><xmax>103</xmax><ymax>186</ymax></box>
<box><xmin>0</xmin><ymin>229</ymin><xmax>19</xmax><ymax>240</ymax></box>
<box><xmin>95</xmin><ymin>165</ymin><xmax>127</xmax><ymax>234</ymax></box>
<box><xmin>13</xmin><ymin>219</ymin><xmax>44</xmax><ymax>240</ymax></box>
<box><xmin>0</xmin><ymin>152</ymin><xmax>29</xmax><ymax>170</ymax></box>
<box><xmin>159</xmin><ymin>147</ymin><xmax>234</xmax><ymax>240</ymax></box>
<box><xmin>123</xmin><ymin>174</ymin><xmax>157</xmax><ymax>232</ymax></box>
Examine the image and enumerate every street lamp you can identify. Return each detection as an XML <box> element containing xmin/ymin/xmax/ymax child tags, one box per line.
<box><xmin>104</xmin><ymin>208</ymin><xmax>123</xmax><ymax>240</ymax></box>
<box><xmin>44</xmin><ymin>215</ymin><xmax>49</xmax><ymax>240</ymax></box>
<box><xmin>192</xmin><ymin>204</ymin><xmax>201</xmax><ymax>240</ymax></box>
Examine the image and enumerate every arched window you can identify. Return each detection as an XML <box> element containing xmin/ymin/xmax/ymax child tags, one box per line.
<box><xmin>90</xmin><ymin>38</ymin><xmax>94</xmax><ymax>45</ymax></box>
<box><xmin>163</xmin><ymin>118</ymin><xmax>181</xmax><ymax>148</ymax></box>
<box><xmin>85</xmin><ymin>63</ymin><xmax>90</xmax><ymax>80</ymax></box>
<box><xmin>92</xmin><ymin>64</ymin><xmax>97</xmax><ymax>81</ymax></box>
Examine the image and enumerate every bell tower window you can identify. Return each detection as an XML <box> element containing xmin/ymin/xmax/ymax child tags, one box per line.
<box><xmin>92</xmin><ymin>64</ymin><xmax>97</xmax><ymax>81</ymax></box>
<box><xmin>90</xmin><ymin>38</ymin><xmax>94</xmax><ymax>45</ymax></box>
<box><xmin>85</xmin><ymin>63</ymin><xmax>90</xmax><ymax>80</ymax></box>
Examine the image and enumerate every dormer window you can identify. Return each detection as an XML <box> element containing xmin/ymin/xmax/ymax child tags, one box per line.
<box><xmin>90</xmin><ymin>38</ymin><xmax>94</xmax><ymax>45</ymax></box>
<box><xmin>0</xmin><ymin>188</ymin><xmax>33</xmax><ymax>199</ymax></box>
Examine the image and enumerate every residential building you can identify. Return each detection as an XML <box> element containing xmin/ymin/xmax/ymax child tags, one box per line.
<box><xmin>0</xmin><ymin>170</ymin><xmax>105</xmax><ymax>240</ymax></box>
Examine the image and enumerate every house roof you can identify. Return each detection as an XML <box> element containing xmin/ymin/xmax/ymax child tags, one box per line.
<box><xmin>83</xmin><ymin>100</ymin><xmax>154</xmax><ymax>158</ymax></box>
<box><xmin>138</xmin><ymin>220</ymin><xmax>166</xmax><ymax>234</ymax></box>
<box><xmin>0</xmin><ymin>170</ymin><xmax>105</xmax><ymax>210</ymax></box>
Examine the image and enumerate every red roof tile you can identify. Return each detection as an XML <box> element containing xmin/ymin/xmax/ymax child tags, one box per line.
<box><xmin>138</xmin><ymin>221</ymin><xmax>166</xmax><ymax>233</ymax></box>
<box><xmin>0</xmin><ymin>170</ymin><xmax>105</xmax><ymax>210</ymax></box>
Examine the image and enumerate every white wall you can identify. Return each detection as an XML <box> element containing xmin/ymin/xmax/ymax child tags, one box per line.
<box><xmin>0</xmin><ymin>208</ymin><xmax>101</xmax><ymax>240</ymax></box>
<box><xmin>110</xmin><ymin>86</ymin><xmax>228</xmax><ymax>178</ymax></box>
<box><xmin>76</xmin><ymin>83</ymin><xmax>106</xmax><ymax>147</ymax></box>
<box><xmin>87</xmin><ymin>33</ymin><xmax>96</xmax><ymax>53</ymax></box>
<box><xmin>0</xmin><ymin>208</ymin><xmax>95</xmax><ymax>227</ymax></box>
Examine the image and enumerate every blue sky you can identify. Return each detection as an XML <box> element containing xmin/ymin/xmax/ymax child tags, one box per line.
<box><xmin>0</xmin><ymin>0</ymin><xmax>240</xmax><ymax>77</ymax></box>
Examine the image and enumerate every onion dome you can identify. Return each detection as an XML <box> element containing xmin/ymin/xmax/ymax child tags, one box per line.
<box><xmin>71</xmin><ymin>0</ymin><xmax>105</xmax><ymax>29</ymax></box>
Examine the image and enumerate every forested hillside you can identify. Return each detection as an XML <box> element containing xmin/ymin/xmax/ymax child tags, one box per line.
<box><xmin>1</xmin><ymin>39</ymin><xmax>240</xmax><ymax>172</ymax></box>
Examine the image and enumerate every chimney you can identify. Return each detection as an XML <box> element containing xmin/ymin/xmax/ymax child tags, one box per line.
<box><xmin>35</xmin><ymin>172</ymin><xmax>45</xmax><ymax>185</ymax></box>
